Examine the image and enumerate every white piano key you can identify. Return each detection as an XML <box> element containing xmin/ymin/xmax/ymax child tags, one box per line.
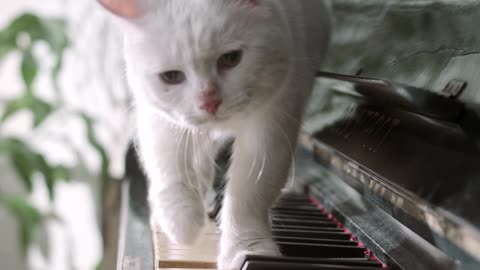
<box><xmin>152</xmin><ymin>220</ymin><xmax>219</xmax><ymax>269</ymax></box>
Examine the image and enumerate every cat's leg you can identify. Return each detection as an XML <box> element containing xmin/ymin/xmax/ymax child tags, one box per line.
<box><xmin>217</xmin><ymin>109</ymin><xmax>302</xmax><ymax>269</ymax></box>
<box><xmin>136</xmin><ymin>115</ymin><xmax>215</xmax><ymax>245</ymax></box>
<box><xmin>192</xmin><ymin>134</ymin><xmax>228</xmax><ymax>201</ymax></box>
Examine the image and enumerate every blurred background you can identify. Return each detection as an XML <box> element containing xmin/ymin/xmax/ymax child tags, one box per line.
<box><xmin>0</xmin><ymin>1</ymin><xmax>129</xmax><ymax>270</ymax></box>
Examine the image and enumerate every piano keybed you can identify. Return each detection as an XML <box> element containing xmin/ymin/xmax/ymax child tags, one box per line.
<box><xmin>152</xmin><ymin>192</ymin><xmax>385</xmax><ymax>270</ymax></box>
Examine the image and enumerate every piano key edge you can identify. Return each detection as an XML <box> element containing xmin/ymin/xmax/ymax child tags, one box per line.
<box><xmin>294</xmin><ymin>145</ymin><xmax>462</xmax><ymax>270</ymax></box>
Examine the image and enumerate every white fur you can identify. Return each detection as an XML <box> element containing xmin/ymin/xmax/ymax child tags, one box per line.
<box><xmin>102</xmin><ymin>0</ymin><xmax>330</xmax><ymax>269</ymax></box>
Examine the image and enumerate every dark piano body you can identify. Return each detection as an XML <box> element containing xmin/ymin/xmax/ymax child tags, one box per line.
<box><xmin>116</xmin><ymin>1</ymin><xmax>480</xmax><ymax>270</ymax></box>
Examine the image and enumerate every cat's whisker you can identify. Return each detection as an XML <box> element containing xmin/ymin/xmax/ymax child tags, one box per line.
<box><xmin>193</xmin><ymin>132</ymin><xmax>213</xmax><ymax>192</ymax></box>
<box><xmin>247</xmin><ymin>145</ymin><xmax>258</xmax><ymax>180</ymax></box>
<box><xmin>184</xmin><ymin>130</ymin><xmax>198</xmax><ymax>193</ymax></box>
<box><xmin>277</xmin><ymin>100</ymin><xmax>310</xmax><ymax>180</ymax></box>
<box><xmin>178</xmin><ymin>127</ymin><xmax>194</xmax><ymax>193</ymax></box>
<box><xmin>255</xmin><ymin>151</ymin><xmax>267</xmax><ymax>185</ymax></box>
<box><xmin>191</xmin><ymin>131</ymin><xmax>202</xmax><ymax>182</ymax></box>
<box><xmin>200</xmin><ymin>132</ymin><xmax>222</xmax><ymax>172</ymax></box>
<box><xmin>174</xmin><ymin>127</ymin><xmax>186</xmax><ymax>183</ymax></box>
<box><xmin>193</xmin><ymin>134</ymin><xmax>204</xmax><ymax>195</ymax></box>
<box><xmin>211</xmin><ymin>157</ymin><xmax>223</xmax><ymax>172</ymax></box>
<box><xmin>223</xmin><ymin>95</ymin><xmax>249</xmax><ymax>111</ymax></box>
<box><xmin>269</xmin><ymin>117</ymin><xmax>297</xmax><ymax>190</ymax></box>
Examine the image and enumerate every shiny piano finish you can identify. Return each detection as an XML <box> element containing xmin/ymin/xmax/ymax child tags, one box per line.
<box><xmin>298</xmin><ymin>1</ymin><xmax>480</xmax><ymax>267</ymax></box>
<box><xmin>241</xmin><ymin>194</ymin><xmax>386</xmax><ymax>270</ymax></box>
<box><xmin>299</xmin><ymin>70</ymin><xmax>480</xmax><ymax>270</ymax></box>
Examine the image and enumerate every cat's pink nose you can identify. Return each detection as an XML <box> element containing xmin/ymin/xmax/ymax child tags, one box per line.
<box><xmin>200</xmin><ymin>99</ymin><xmax>222</xmax><ymax>114</ymax></box>
<box><xmin>200</xmin><ymin>89</ymin><xmax>222</xmax><ymax>114</ymax></box>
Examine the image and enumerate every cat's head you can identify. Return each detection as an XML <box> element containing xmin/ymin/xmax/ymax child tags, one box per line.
<box><xmin>100</xmin><ymin>0</ymin><xmax>290</xmax><ymax>128</ymax></box>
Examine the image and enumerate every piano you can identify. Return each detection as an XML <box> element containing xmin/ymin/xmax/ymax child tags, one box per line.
<box><xmin>115</xmin><ymin>1</ymin><xmax>480</xmax><ymax>270</ymax></box>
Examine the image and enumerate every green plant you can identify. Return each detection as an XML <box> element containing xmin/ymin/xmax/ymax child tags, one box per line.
<box><xmin>0</xmin><ymin>12</ymin><xmax>114</xmax><ymax>267</ymax></box>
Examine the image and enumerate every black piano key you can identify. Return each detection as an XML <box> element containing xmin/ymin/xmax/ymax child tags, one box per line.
<box><xmin>240</xmin><ymin>193</ymin><xmax>387</xmax><ymax>270</ymax></box>
<box><xmin>274</xmin><ymin>236</ymin><xmax>359</xmax><ymax>246</ymax></box>
<box><xmin>242</xmin><ymin>261</ymin><xmax>383</xmax><ymax>270</ymax></box>
<box><xmin>270</xmin><ymin>209</ymin><xmax>328</xmax><ymax>217</ymax></box>
<box><xmin>273</xmin><ymin>229</ymin><xmax>352</xmax><ymax>240</ymax></box>
<box><xmin>271</xmin><ymin>214</ymin><xmax>331</xmax><ymax>221</ymax></box>
<box><xmin>276</xmin><ymin>201</ymin><xmax>312</xmax><ymax>206</ymax></box>
<box><xmin>274</xmin><ymin>204</ymin><xmax>317</xmax><ymax>209</ymax></box>
<box><xmin>275</xmin><ymin>202</ymin><xmax>312</xmax><ymax>206</ymax></box>
<box><xmin>274</xmin><ymin>202</ymin><xmax>310</xmax><ymax>206</ymax></box>
<box><xmin>277</xmin><ymin>198</ymin><xmax>312</xmax><ymax>203</ymax></box>
<box><xmin>271</xmin><ymin>204</ymin><xmax>322</xmax><ymax>209</ymax></box>
<box><xmin>278</xmin><ymin>242</ymin><xmax>366</xmax><ymax>258</ymax></box>
<box><xmin>242</xmin><ymin>255</ymin><xmax>383</xmax><ymax>268</ymax></box>
<box><xmin>273</xmin><ymin>205</ymin><xmax>320</xmax><ymax>211</ymax></box>
<box><xmin>272</xmin><ymin>218</ymin><xmax>338</xmax><ymax>227</ymax></box>
<box><xmin>272</xmin><ymin>225</ymin><xmax>344</xmax><ymax>232</ymax></box>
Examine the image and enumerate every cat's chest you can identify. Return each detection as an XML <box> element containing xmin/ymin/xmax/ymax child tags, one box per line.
<box><xmin>209</xmin><ymin>128</ymin><xmax>234</xmax><ymax>143</ymax></box>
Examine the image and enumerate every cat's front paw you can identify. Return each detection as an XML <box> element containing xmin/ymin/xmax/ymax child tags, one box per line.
<box><xmin>218</xmin><ymin>238</ymin><xmax>280</xmax><ymax>270</ymax></box>
<box><xmin>150</xmin><ymin>197</ymin><xmax>206</xmax><ymax>246</ymax></box>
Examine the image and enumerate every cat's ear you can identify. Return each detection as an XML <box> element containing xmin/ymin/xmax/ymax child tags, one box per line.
<box><xmin>97</xmin><ymin>0</ymin><xmax>143</xmax><ymax>18</ymax></box>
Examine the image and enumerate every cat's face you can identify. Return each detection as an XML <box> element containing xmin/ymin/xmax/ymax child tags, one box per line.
<box><xmin>104</xmin><ymin>0</ymin><xmax>289</xmax><ymax>128</ymax></box>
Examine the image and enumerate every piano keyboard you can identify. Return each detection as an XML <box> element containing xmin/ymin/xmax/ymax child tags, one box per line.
<box><xmin>152</xmin><ymin>192</ymin><xmax>386</xmax><ymax>270</ymax></box>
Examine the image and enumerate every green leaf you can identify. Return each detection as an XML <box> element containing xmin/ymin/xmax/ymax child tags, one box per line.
<box><xmin>21</xmin><ymin>50</ymin><xmax>38</xmax><ymax>92</ymax></box>
<box><xmin>2</xmin><ymin>138</ymin><xmax>38</xmax><ymax>192</ymax></box>
<box><xmin>0</xmin><ymin>36</ymin><xmax>15</xmax><ymax>61</ymax></box>
<box><xmin>10</xmin><ymin>152</ymin><xmax>36</xmax><ymax>192</ymax></box>
<box><xmin>35</xmin><ymin>154</ymin><xmax>56</xmax><ymax>199</ymax></box>
<box><xmin>79</xmin><ymin>114</ymin><xmax>111</xmax><ymax>197</ymax></box>
<box><xmin>80</xmin><ymin>114</ymin><xmax>110</xmax><ymax>179</ymax></box>
<box><xmin>33</xmin><ymin>156</ymin><xmax>69</xmax><ymax>200</ymax></box>
<box><xmin>1</xmin><ymin>13</ymin><xmax>42</xmax><ymax>41</ymax></box>
<box><xmin>39</xmin><ymin>18</ymin><xmax>69</xmax><ymax>55</ymax></box>
<box><xmin>0</xmin><ymin>140</ymin><xmax>9</xmax><ymax>152</ymax></box>
<box><xmin>1</xmin><ymin>95</ymin><xmax>53</xmax><ymax>128</ymax></box>
<box><xmin>95</xmin><ymin>258</ymin><xmax>103</xmax><ymax>270</ymax></box>
<box><xmin>52</xmin><ymin>165</ymin><xmax>69</xmax><ymax>181</ymax></box>
<box><xmin>0</xmin><ymin>138</ymin><xmax>67</xmax><ymax>199</ymax></box>
<box><xmin>0</xmin><ymin>13</ymin><xmax>69</xmax><ymax>100</ymax></box>
<box><xmin>0</xmin><ymin>13</ymin><xmax>69</xmax><ymax>54</ymax></box>
<box><xmin>1</xmin><ymin>96</ymin><xmax>30</xmax><ymax>122</ymax></box>
<box><xmin>0</xmin><ymin>195</ymin><xmax>44</xmax><ymax>254</ymax></box>
<box><xmin>31</xmin><ymin>97</ymin><xmax>53</xmax><ymax>127</ymax></box>
<box><xmin>51</xmin><ymin>55</ymin><xmax>64</xmax><ymax>97</ymax></box>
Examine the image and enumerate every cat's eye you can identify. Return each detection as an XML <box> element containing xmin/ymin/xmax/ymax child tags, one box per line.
<box><xmin>159</xmin><ymin>70</ymin><xmax>186</xmax><ymax>85</ymax></box>
<box><xmin>218</xmin><ymin>50</ymin><xmax>243</xmax><ymax>70</ymax></box>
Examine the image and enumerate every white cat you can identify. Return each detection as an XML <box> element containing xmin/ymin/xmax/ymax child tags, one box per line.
<box><xmin>98</xmin><ymin>0</ymin><xmax>330</xmax><ymax>268</ymax></box>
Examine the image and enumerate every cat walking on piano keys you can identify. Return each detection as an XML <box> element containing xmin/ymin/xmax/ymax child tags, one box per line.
<box><xmin>98</xmin><ymin>0</ymin><xmax>330</xmax><ymax>268</ymax></box>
